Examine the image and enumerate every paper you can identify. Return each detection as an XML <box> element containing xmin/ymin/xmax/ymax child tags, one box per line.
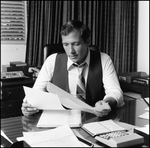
<box><xmin>82</xmin><ymin>119</ymin><xmax>126</xmax><ymax>136</ymax></box>
<box><xmin>37</xmin><ymin>110</ymin><xmax>82</xmax><ymax>127</ymax></box>
<box><xmin>46</xmin><ymin>82</ymin><xmax>111</xmax><ymax>114</ymax></box>
<box><xmin>16</xmin><ymin>137</ymin><xmax>24</xmax><ymax>141</ymax></box>
<box><xmin>23</xmin><ymin>86</ymin><xmax>65</xmax><ymax>110</ymax></box>
<box><xmin>46</xmin><ymin>82</ymin><xmax>94</xmax><ymax>109</ymax></box>
<box><xmin>23</xmin><ymin>83</ymin><xmax>111</xmax><ymax>115</ymax></box>
<box><xmin>135</xmin><ymin>124</ymin><xmax>149</xmax><ymax>135</ymax></box>
<box><xmin>99</xmin><ymin>119</ymin><xmax>126</xmax><ymax>131</ymax></box>
<box><xmin>143</xmin><ymin>97</ymin><xmax>149</xmax><ymax>104</ymax></box>
<box><xmin>23</xmin><ymin>124</ymin><xmax>83</xmax><ymax>147</ymax></box>
<box><xmin>1</xmin><ymin>130</ymin><xmax>13</xmax><ymax>144</ymax></box>
<box><xmin>145</xmin><ymin>107</ymin><xmax>149</xmax><ymax>111</ymax></box>
<box><xmin>138</xmin><ymin>111</ymin><xmax>149</xmax><ymax>120</ymax></box>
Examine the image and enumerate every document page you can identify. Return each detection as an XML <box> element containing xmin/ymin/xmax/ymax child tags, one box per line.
<box><xmin>99</xmin><ymin>119</ymin><xmax>126</xmax><ymax>132</ymax></box>
<box><xmin>46</xmin><ymin>82</ymin><xmax>111</xmax><ymax>114</ymax></box>
<box><xmin>23</xmin><ymin>124</ymin><xmax>83</xmax><ymax>147</ymax></box>
<box><xmin>23</xmin><ymin>86</ymin><xmax>65</xmax><ymax>110</ymax></box>
<box><xmin>37</xmin><ymin>110</ymin><xmax>82</xmax><ymax>127</ymax></box>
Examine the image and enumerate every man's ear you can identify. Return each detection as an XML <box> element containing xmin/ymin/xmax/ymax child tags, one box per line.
<box><xmin>86</xmin><ymin>38</ymin><xmax>91</xmax><ymax>46</ymax></box>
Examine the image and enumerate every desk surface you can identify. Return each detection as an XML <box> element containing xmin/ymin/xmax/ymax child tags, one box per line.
<box><xmin>1</xmin><ymin>96</ymin><xmax>149</xmax><ymax>147</ymax></box>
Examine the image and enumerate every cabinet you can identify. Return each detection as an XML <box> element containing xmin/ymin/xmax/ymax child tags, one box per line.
<box><xmin>1</xmin><ymin>78</ymin><xmax>35</xmax><ymax>118</ymax></box>
<box><xmin>119</xmin><ymin>80</ymin><xmax>149</xmax><ymax>98</ymax></box>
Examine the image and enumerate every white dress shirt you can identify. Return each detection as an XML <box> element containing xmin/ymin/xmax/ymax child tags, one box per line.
<box><xmin>33</xmin><ymin>51</ymin><xmax>124</xmax><ymax>107</ymax></box>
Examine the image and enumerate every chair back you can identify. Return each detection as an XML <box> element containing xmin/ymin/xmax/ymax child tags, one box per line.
<box><xmin>43</xmin><ymin>44</ymin><xmax>64</xmax><ymax>63</ymax></box>
<box><xmin>43</xmin><ymin>44</ymin><xmax>99</xmax><ymax>62</ymax></box>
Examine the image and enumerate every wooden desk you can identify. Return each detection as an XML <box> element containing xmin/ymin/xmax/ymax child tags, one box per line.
<box><xmin>1</xmin><ymin>97</ymin><xmax>149</xmax><ymax>147</ymax></box>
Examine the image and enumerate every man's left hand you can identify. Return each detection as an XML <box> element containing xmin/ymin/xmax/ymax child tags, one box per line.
<box><xmin>93</xmin><ymin>100</ymin><xmax>111</xmax><ymax>117</ymax></box>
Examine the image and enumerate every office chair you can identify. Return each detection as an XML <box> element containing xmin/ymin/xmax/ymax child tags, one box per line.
<box><xmin>43</xmin><ymin>44</ymin><xmax>65</xmax><ymax>63</ymax></box>
<box><xmin>43</xmin><ymin>44</ymin><xmax>99</xmax><ymax>62</ymax></box>
<box><xmin>28</xmin><ymin>44</ymin><xmax>99</xmax><ymax>77</ymax></box>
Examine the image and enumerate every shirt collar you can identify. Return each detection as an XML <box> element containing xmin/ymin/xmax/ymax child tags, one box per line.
<box><xmin>67</xmin><ymin>49</ymin><xmax>90</xmax><ymax>70</ymax></box>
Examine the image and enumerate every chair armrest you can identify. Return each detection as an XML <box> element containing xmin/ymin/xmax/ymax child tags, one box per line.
<box><xmin>28</xmin><ymin>67</ymin><xmax>41</xmax><ymax>78</ymax></box>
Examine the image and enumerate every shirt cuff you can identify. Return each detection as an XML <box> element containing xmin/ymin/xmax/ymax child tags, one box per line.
<box><xmin>103</xmin><ymin>92</ymin><xmax>124</xmax><ymax>107</ymax></box>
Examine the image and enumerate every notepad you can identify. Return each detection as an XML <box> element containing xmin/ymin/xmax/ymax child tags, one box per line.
<box><xmin>82</xmin><ymin>119</ymin><xmax>126</xmax><ymax>136</ymax></box>
<box><xmin>37</xmin><ymin>110</ymin><xmax>82</xmax><ymax>127</ymax></box>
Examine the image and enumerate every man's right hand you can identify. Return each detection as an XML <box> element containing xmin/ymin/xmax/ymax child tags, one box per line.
<box><xmin>21</xmin><ymin>100</ymin><xmax>39</xmax><ymax>116</ymax></box>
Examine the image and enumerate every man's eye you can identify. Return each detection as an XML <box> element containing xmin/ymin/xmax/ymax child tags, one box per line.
<box><xmin>63</xmin><ymin>43</ymin><xmax>68</xmax><ymax>46</ymax></box>
<box><xmin>74</xmin><ymin>43</ymin><xmax>80</xmax><ymax>46</ymax></box>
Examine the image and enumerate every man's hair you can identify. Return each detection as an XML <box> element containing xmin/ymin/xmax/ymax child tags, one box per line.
<box><xmin>60</xmin><ymin>20</ymin><xmax>91</xmax><ymax>43</ymax></box>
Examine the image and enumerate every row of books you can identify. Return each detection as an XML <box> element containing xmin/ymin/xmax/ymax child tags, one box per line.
<box><xmin>118</xmin><ymin>72</ymin><xmax>149</xmax><ymax>86</ymax></box>
<box><xmin>10</xmin><ymin>61</ymin><xmax>27</xmax><ymax>67</ymax></box>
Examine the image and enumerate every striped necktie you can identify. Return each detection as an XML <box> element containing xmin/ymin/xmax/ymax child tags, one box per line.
<box><xmin>74</xmin><ymin>63</ymin><xmax>87</xmax><ymax>102</ymax></box>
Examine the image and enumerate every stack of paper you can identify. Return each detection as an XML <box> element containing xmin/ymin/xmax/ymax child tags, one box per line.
<box><xmin>23</xmin><ymin>124</ymin><xmax>84</xmax><ymax>147</ymax></box>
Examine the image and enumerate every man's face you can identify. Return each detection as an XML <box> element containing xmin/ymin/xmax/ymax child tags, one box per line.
<box><xmin>61</xmin><ymin>30</ymin><xmax>88</xmax><ymax>65</ymax></box>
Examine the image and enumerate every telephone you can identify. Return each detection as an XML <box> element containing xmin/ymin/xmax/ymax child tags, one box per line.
<box><xmin>1</xmin><ymin>71</ymin><xmax>25</xmax><ymax>79</ymax></box>
<box><xmin>95</xmin><ymin>132</ymin><xmax>144</xmax><ymax>147</ymax></box>
<box><xmin>28</xmin><ymin>67</ymin><xmax>41</xmax><ymax>78</ymax></box>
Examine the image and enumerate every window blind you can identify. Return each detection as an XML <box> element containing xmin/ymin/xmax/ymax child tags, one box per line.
<box><xmin>1</xmin><ymin>1</ymin><xmax>27</xmax><ymax>44</ymax></box>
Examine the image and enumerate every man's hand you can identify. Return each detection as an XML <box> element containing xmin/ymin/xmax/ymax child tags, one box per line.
<box><xmin>21</xmin><ymin>100</ymin><xmax>39</xmax><ymax>116</ymax></box>
<box><xmin>93</xmin><ymin>100</ymin><xmax>111</xmax><ymax>117</ymax></box>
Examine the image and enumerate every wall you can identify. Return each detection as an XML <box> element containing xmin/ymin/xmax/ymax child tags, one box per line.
<box><xmin>1</xmin><ymin>1</ymin><xmax>149</xmax><ymax>74</ymax></box>
<box><xmin>1</xmin><ymin>45</ymin><xmax>26</xmax><ymax>70</ymax></box>
<box><xmin>137</xmin><ymin>1</ymin><xmax>149</xmax><ymax>75</ymax></box>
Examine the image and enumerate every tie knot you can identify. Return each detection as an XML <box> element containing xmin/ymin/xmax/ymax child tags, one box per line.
<box><xmin>73</xmin><ymin>62</ymin><xmax>87</xmax><ymax>68</ymax></box>
<box><xmin>79</xmin><ymin>62</ymin><xmax>87</xmax><ymax>68</ymax></box>
<box><xmin>73</xmin><ymin>62</ymin><xmax>87</xmax><ymax>74</ymax></box>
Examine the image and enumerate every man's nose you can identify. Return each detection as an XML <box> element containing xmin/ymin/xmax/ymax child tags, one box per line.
<box><xmin>69</xmin><ymin>45</ymin><xmax>75</xmax><ymax>53</ymax></box>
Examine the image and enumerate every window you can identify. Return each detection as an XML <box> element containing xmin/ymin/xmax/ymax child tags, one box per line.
<box><xmin>1</xmin><ymin>1</ymin><xmax>27</xmax><ymax>44</ymax></box>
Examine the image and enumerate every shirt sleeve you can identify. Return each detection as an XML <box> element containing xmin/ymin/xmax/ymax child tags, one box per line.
<box><xmin>101</xmin><ymin>52</ymin><xmax>124</xmax><ymax>107</ymax></box>
<box><xmin>32</xmin><ymin>53</ymin><xmax>57</xmax><ymax>91</ymax></box>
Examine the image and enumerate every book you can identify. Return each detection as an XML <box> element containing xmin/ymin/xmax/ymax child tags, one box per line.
<box><xmin>82</xmin><ymin>119</ymin><xmax>126</xmax><ymax>137</ymax></box>
<box><xmin>118</xmin><ymin>72</ymin><xmax>148</xmax><ymax>83</ymax></box>
<box><xmin>37</xmin><ymin>110</ymin><xmax>82</xmax><ymax>128</ymax></box>
<box><xmin>10</xmin><ymin>61</ymin><xmax>27</xmax><ymax>67</ymax></box>
<box><xmin>131</xmin><ymin>76</ymin><xmax>149</xmax><ymax>86</ymax></box>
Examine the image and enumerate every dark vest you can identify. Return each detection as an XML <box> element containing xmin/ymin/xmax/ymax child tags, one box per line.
<box><xmin>51</xmin><ymin>50</ymin><xmax>105</xmax><ymax>106</ymax></box>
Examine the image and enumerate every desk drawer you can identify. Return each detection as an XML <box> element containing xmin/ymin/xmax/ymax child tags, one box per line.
<box><xmin>1</xmin><ymin>101</ymin><xmax>22</xmax><ymax>116</ymax></box>
<box><xmin>2</xmin><ymin>87</ymin><xmax>20</xmax><ymax>101</ymax></box>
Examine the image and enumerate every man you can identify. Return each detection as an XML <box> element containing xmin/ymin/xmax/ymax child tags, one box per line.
<box><xmin>22</xmin><ymin>20</ymin><xmax>124</xmax><ymax>116</ymax></box>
